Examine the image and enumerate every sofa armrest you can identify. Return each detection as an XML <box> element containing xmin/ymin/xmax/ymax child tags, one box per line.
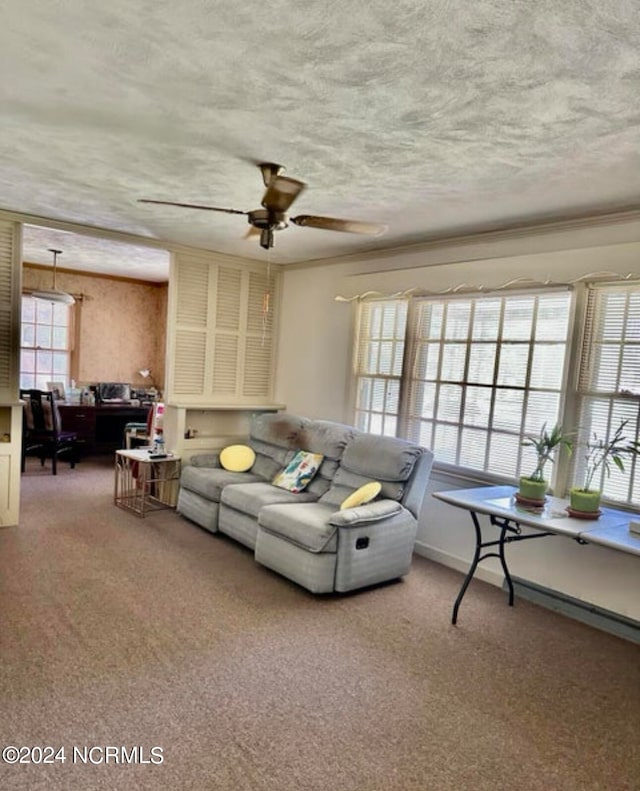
<box><xmin>186</xmin><ymin>453</ymin><xmax>221</xmax><ymax>469</ymax></box>
<box><xmin>328</xmin><ymin>499</ymin><xmax>403</xmax><ymax>527</ymax></box>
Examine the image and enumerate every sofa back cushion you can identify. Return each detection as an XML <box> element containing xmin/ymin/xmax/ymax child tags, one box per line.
<box><xmin>343</xmin><ymin>434</ymin><xmax>424</xmax><ymax>480</ymax></box>
<box><xmin>298</xmin><ymin>420</ymin><xmax>358</xmax><ymax>497</ymax></box>
<box><xmin>320</xmin><ymin>433</ymin><xmax>425</xmax><ymax>508</ymax></box>
<box><xmin>248</xmin><ymin>413</ymin><xmax>310</xmax><ymax>480</ymax></box>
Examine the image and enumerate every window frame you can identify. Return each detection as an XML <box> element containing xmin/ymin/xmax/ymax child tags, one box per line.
<box><xmin>571</xmin><ymin>281</ymin><xmax>640</xmax><ymax>508</ymax></box>
<box><xmin>403</xmin><ymin>288</ymin><xmax>575</xmax><ymax>484</ymax></box>
<box><xmin>19</xmin><ymin>294</ymin><xmax>74</xmax><ymax>391</ymax></box>
<box><xmin>352</xmin><ymin>286</ymin><xmax>579</xmax><ymax>490</ymax></box>
<box><xmin>352</xmin><ymin>298</ymin><xmax>409</xmax><ymax>437</ymax></box>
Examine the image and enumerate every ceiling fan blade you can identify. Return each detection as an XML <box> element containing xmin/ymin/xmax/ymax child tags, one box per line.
<box><xmin>138</xmin><ymin>199</ymin><xmax>247</xmax><ymax>216</ymax></box>
<box><xmin>291</xmin><ymin>214</ymin><xmax>386</xmax><ymax>235</ymax></box>
<box><xmin>261</xmin><ymin>176</ymin><xmax>306</xmax><ymax>212</ymax></box>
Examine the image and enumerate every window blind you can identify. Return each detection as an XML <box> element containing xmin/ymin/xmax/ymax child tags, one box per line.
<box><xmin>20</xmin><ymin>296</ymin><xmax>71</xmax><ymax>390</ymax></box>
<box><xmin>404</xmin><ymin>290</ymin><xmax>572</xmax><ymax>478</ymax></box>
<box><xmin>574</xmin><ymin>283</ymin><xmax>640</xmax><ymax>506</ymax></box>
<box><xmin>353</xmin><ymin>299</ymin><xmax>408</xmax><ymax>436</ymax></box>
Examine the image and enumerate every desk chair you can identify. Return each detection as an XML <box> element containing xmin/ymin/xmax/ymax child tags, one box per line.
<box><xmin>124</xmin><ymin>421</ymin><xmax>150</xmax><ymax>449</ymax></box>
<box><xmin>20</xmin><ymin>389</ymin><xmax>79</xmax><ymax>475</ymax></box>
<box><xmin>123</xmin><ymin>405</ymin><xmax>154</xmax><ymax>449</ymax></box>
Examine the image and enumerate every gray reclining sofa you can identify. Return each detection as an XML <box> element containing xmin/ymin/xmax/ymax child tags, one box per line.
<box><xmin>177</xmin><ymin>413</ymin><xmax>434</xmax><ymax>593</ymax></box>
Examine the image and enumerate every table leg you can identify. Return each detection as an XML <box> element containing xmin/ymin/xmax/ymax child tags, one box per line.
<box><xmin>452</xmin><ymin>510</ymin><xmax>483</xmax><ymax>625</ymax></box>
<box><xmin>452</xmin><ymin>511</ymin><xmax>551</xmax><ymax>625</ymax></box>
<box><xmin>496</xmin><ymin>517</ymin><xmax>515</xmax><ymax>607</ymax></box>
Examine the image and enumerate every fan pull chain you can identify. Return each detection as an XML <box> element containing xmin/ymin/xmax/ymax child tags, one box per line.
<box><xmin>262</xmin><ymin>252</ymin><xmax>272</xmax><ymax>347</ymax></box>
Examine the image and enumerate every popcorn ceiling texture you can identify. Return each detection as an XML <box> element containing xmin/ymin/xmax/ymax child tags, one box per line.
<box><xmin>2</xmin><ymin>0</ymin><xmax>640</xmax><ymax>268</ymax></box>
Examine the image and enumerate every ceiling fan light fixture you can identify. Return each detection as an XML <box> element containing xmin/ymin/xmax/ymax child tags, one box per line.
<box><xmin>260</xmin><ymin>228</ymin><xmax>274</xmax><ymax>250</ymax></box>
<box><xmin>31</xmin><ymin>248</ymin><xmax>76</xmax><ymax>305</ymax></box>
<box><xmin>30</xmin><ymin>288</ymin><xmax>76</xmax><ymax>306</ymax></box>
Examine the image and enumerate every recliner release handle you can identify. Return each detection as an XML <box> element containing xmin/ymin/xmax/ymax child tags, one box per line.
<box><xmin>355</xmin><ymin>537</ymin><xmax>369</xmax><ymax>550</ymax></box>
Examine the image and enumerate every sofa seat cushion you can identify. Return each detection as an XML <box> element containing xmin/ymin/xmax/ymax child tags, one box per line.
<box><xmin>181</xmin><ymin>466</ymin><xmax>263</xmax><ymax>502</ymax></box>
<box><xmin>221</xmin><ymin>482</ymin><xmax>318</xmax><ymax>519</ymax></box>
<box><xmin>258</xmin><ymin>502</ymin><xmax>338</xmax><ymax>553</ymax></box>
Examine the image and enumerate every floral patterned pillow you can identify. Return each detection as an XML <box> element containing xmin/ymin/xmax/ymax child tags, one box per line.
<box><xmin>272</xmin><ymin>450</ymin><xmax>324</xmax><ymax>493</ymax></box>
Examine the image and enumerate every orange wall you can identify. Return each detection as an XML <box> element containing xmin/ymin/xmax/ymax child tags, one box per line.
<box><xmin>22</xmin><ymin>264</ymin><xmax>168</xmax><ymax>392</ymax></box>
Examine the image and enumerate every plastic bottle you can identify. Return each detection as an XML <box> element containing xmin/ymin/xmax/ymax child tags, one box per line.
<box><xmin>153</xmin><ymin>429</ymin><xmax>165</xmax><ymax>455</ymax></box>
<box><xmin>69</xmin><ymin>379</ymin><xmax>81</xmax><ymax>404</ymax></box>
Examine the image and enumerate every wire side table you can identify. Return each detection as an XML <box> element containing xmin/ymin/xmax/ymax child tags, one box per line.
<box><xmin>114</xmin><ymin>448</ymin><xmax>181</xmax><ymax>517</ymax></box>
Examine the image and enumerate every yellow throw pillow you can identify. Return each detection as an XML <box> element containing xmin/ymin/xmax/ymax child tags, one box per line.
<box><xmin>219</xmin><ymin>444</ymin><xmax>256</xmax><ymax>472</ymax></box>
<box><xmin>340</xmin><ymin>481</ymin><xmax>382</xmax><ymax>510</ymax></box>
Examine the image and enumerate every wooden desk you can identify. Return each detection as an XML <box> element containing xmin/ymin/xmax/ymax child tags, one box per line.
<box><xmin>432</xmin><ymin>485</ymin><xmax>639</xmax><ymax>624</ymax></box>
<box><xmin>58</xmin><ymin>404</ymin><xmax>150</xmax><ymax>454</ymax></box>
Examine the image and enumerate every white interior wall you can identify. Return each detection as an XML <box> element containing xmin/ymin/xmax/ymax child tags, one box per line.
<box><xmin>276</xmin><ymin>267</ymin><xmax>355</xmax><ymax>423</ymax></box>
<box><xmin>275</xmin><ymin>219</ymin><xmax>640</xmax><ymax>621</ymax></box>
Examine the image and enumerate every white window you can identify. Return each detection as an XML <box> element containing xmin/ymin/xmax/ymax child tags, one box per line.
<box><xmin>20</xmin><ymin>296</ymin><xmax>71</xmax><ymax>390</ymax></box>
<box><xmin>354</xmin><ymin>299</ymin><xmax>408</xmax><ymax>436</ymax></box>
<box><xmin>353</xmin><ymin>290</ymin><xmax>573</xmax><ymax>481</ymax></box>
<box><xmin>405</xmin><ymin>291</ymin><xmax>572</xmax><ymax>478</ymax></box>
<box><xmin>574</xmin><ymin>284</ymin><xmax>640</xmax><ymax>507</ymax></box>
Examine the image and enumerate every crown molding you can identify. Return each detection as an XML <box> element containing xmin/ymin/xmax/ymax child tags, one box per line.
<box><xmin>0</xmin><ymin>206</ymin><xmax>280</xmax><ymax>270</ymax></box>
<box><xmin>3</xmin><ymin>204</ymin><xmax>640</xmax><ymax>272</ymax></box>
<box><xmin>285</xmin><ymin>207</ymin><xmax>640</xmax><ymax>271</ymax></box>
<box><xmin>22</xmin><ymin>260</ymin><xmax>167</xmax><ymax>287</ymax></box>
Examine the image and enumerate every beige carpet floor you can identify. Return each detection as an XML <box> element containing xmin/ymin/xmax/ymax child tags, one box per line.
<box><xmin>1</xmin><ymin>456</ymin><xmax>638</xmax><ymax>791</ymax></box>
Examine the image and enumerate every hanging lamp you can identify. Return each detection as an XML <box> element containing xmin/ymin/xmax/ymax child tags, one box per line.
<box><xmin>31</xmin><ymin>248</ymin><xmax>75</xmax><ymax>305</ymax></box>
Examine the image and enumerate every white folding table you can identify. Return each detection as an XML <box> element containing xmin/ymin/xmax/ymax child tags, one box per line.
<box><xmin>432</xmin><ymin>485</ymin><xmax>639</xmax><ymax>624</ymax></box>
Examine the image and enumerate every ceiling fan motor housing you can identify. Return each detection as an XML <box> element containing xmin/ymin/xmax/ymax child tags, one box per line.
<box><xmin>247</xmin><ymin>208</ymin><xmax>288</xmax><ymax>231</ymax></box>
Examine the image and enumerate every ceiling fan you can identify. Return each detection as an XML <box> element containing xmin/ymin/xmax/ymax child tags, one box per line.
<box><xmin>139</xmin><ymin>162</ymin><xmax>386</xmax><ymax>250</ymax></box>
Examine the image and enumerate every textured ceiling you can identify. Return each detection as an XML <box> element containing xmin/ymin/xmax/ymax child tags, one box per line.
<box><xmin>3</xmin><ymin>0</ymin><xmax>640</xmax><ymax>279</ymax></box>
<box><xmin>22</xmin><ymin>225</ymin><xmax>170</xmax><ymax>282</ymax></box>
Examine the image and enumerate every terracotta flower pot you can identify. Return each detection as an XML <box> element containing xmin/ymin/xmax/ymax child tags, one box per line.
<box><xmin>518</xmin><ymin>477</ymin><xmax>547</xmax><ymax>502</ymax></box>
<box><xmin>569</xmin><ymin>488</ymin><xmax>601</xmax><ymax>514</ymax></box>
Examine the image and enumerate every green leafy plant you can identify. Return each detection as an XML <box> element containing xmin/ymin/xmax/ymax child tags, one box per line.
<box><xmin>521</xmin><ymin>423</ymin><xmax>573</xmax><ymax>482</ymax></box>
<box><xmin>577</xmin><ymin>419</ymin><xmax>640</xmax><ymax>493</ymax></box>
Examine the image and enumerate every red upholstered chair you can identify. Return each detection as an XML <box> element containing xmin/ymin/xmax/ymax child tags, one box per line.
<box><xmin>20</xmin><ymin>389</ymin><xmax>79</xmax><ymax>475</ymax></box>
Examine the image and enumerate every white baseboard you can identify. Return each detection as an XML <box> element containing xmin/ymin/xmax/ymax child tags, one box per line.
<box><xmin>413</xmin><ymin>542</ymin><xmax>639</xmax><ymax>642</ymax></box>
<box><xmin>413</xmin><ymin>540</ymin><xmax>504</xmax><ymax>589</ymax></box>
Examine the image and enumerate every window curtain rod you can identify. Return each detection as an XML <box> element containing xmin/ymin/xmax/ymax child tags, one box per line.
<box><xmin>335</xmin><ymin>271</ymin><xmax>640</xmax><ymax>303</ymax></box>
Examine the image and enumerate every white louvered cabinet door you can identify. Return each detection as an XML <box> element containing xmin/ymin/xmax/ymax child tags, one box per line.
<box><xmin>211</xmin><ymin>266</ymin><xmax>242</xmax><ymax>397</ymax></box>
<box><xmin>168</xmin><ymin>252</ymin><xmax>278</xmax><ymax>404</ymax></box>
<box><xmin>0</xmin><ymin>220</ymin><xmax>21</xmax><ymax>398</ymax></box>
<box><xmin>0</xmin><ymin>218</ymin><xmax>23</xmax><ymax>526</ymax></box>
<box><xmin>240</xmin><ymin>269</ymin><xmax>275</xmax><ymax>399</ymax></box>
<box><xmin>171</xmin><ymin>255</ymin><xmax>210</xmax><ymax>398</ymax></box>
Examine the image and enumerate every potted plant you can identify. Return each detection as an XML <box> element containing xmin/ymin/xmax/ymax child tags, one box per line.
<box><xmin>518</xmin><ymin>423</ymin><xmax>573</xmax><ymax>504</ymax></box>
<box><xmin>569</xmin><ymin>419</ymin><xmax>640</xmax><ymax>516</ymax></box>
